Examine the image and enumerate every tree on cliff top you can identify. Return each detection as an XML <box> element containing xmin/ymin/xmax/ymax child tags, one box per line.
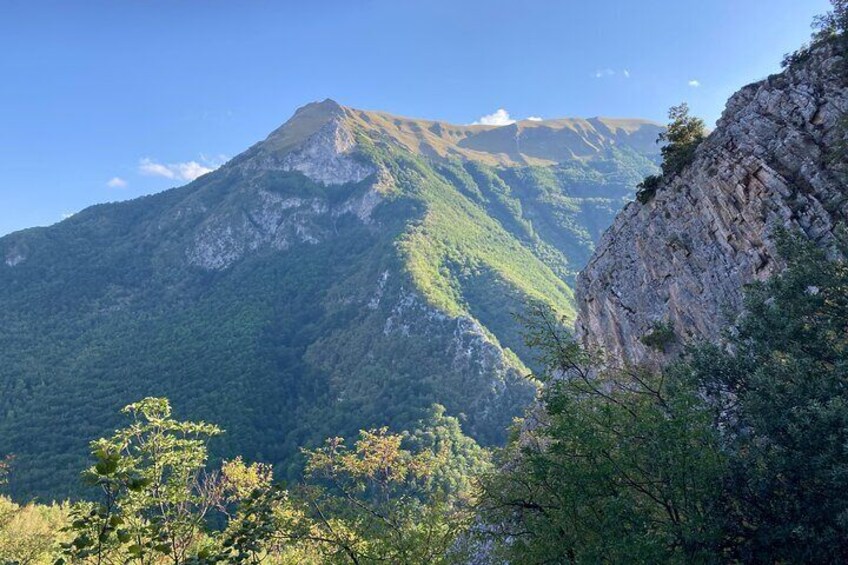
<box><xmin>636</xmin><ymin>103</ymin><xmax>706</xmax><ymax>204</ymax></box>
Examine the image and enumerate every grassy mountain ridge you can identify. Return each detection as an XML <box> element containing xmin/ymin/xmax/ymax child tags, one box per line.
<box><xmin>295</xmin><ymin>98</ymin><xmax>662</xmax><ymax>167</ymax></box>
<box><xmin>0</xmin><ymin>101</ymin><xmax>659</xmax><ymax>500</ymax></box>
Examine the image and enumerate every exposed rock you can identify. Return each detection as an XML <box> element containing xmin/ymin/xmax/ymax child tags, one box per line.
<box><xmin>3</xmin><ymin>241</ymin><xmax>27</xmax><ymax>267</ymax></box>
<box><xmin>368</xmin><ymin>270</ymin><xmax>390</xmax><ymax>310</ymax></box>
<box><xmin>575</xmin><ymin>42</ymin><xmax>848</xmax><ymax>365</ymax></box>
<box><xmin>238</xmin><ymin>99</ymin><xmax>376</xmax><ymax>186</ymax></box>
<box><xmin>383</xmin><ymin>286</ymin><xmax>518</xmax><ymax>386</ymax></box>
<box><xmin>185</xmin><ymin>184</ymin><xmax>388</xmax><ymax>270</ymax></box>
<box><xmin>187</xmin><ymin>191</ymin><xmax>324</xmax><ymax>270</ymax></box>
<box><xmin>382</xmin><ymin>286</ymin><xmax>534</xmax><ymax>438</ymax></box>
<box><xmin>332</xmin><ymin>181</ymin><xmax>384</xmax><ymax>223</ymax></box>
<box><xmin>257</xmin><ymin>117</ymin><xmax>375</xmax><ymax>186</ymax></box>
<box><xmin>4</xmin><ymin>252</ymin><xmax>24</xmax><ymax>268</ymax></box>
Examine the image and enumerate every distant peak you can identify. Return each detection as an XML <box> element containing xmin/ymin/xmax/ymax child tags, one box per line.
<box><xmin>261</xmin><ymin>98</ymin><xmax>348</xmax><ymax>155</ymax></box>
<box><xmin>292</xmin><ymin>98</ymin><xmax>345</xmax><ymax>117</ymax></box>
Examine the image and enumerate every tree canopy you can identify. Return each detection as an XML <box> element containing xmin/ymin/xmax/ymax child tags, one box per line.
<box><xmin>636</xmin><ymin>103</ymin><xmax>706</xmax><ymax>204</ymax></box>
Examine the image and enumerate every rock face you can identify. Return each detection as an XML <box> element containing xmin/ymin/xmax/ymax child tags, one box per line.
<box><xmin>575</xmin><ymin>42</ymin><xmax>848</xmax><ymax>365</ymax></box>
<box><xmin>185</xmin><ymin>184</ymin><xmax>386</xmax><ymax>271</ymax></box>
<box><xmin>237</xmin><ymin>100</ymin><xmax>376</xmax><ymax>186</ymax></box>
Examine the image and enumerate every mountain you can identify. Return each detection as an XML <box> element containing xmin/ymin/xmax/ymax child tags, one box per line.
<box><xmin>0</xmin><ymin>99</ymin><xmax>661</xmax><ymax>500</ymax></box>
<box><xmin>575</xmin><ymin>40</ymin><xmax>848</xmax><ymax>365</ymax></box>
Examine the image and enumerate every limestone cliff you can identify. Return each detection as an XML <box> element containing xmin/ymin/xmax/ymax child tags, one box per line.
<box><xmin>575</xmin><ymin>41</ymin><xmax>848</xmax><ymax>364</ymax></box>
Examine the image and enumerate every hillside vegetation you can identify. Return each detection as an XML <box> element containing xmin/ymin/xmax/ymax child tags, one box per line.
<box><xmin>0</xmin><ymin>100</ymin><xmax>659</xmax><ymax>501</ymax></box>
<box><xmin>3</xmin><ymin>2</ymin><xmax>848</xmax><ymax>563</ymax></box>
<box><xmin>5</xmin><ymin>230</ymin><xmax>848</xmax><ymax>564</ymax></box>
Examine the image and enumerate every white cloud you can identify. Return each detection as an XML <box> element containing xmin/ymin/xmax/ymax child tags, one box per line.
<box><xmin>688</xmin><ymin>79</ymin><xmax>701</xmax><ymax>87</ymax></box>
<box><xmin>106</xmin><ymin>176</ymin><xmax>127</xmax><ymax>188</ymax></box>
<box><xmin>139</xmin><ymin>158</ymin><xmax>177</xmax><ymax>179</ymax></box>
<box><xmin>175</xmin><ymin>161</ymin><xmax>214</xmax><ymax>181</ymax></box>
<box><xmin>139</xmin><ymin>156</ymin><xmax>226</xmax><ymax>182</ymax></box>
<box><xmin>60</xmin><ymin>212</ymin><xmax>75</xmax><ymax>220</ymax></box>
<box><xmin>593</xmin><ymin>68</ymin><xmax>632</xmax><ymax>79</ymax></box>
<box><xmin>472</xmin><ymin>108</ymin><xmax>516</xmax><ymax>126</ymax></box>
<box><xmin>526</xmin><ymin>116</ymin><xmax>543</xmax><ymax>122</ymax></box>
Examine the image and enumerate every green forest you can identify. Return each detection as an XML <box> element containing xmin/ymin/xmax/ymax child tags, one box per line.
<box><xmin>4</xmin><ymin>227</ymin><xmax>848</xmax><ymax>564</ymax></box>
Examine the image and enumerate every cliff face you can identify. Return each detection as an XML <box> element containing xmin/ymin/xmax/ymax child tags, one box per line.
<box><xmin>575</xmin><ymin>42</ymin><xmax>848</xmax><ymax>365</ymax></box>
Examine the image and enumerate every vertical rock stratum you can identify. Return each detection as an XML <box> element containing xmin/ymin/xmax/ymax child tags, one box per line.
<box><xmin>575</xmin><ymin>42</ymin><xmax>848</xmax><ymax>365</ymax></box>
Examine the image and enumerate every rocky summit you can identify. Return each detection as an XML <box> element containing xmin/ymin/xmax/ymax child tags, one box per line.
<box><xmin>576</xmin><ymin>41</ymin><xmax>848</xmax><ymax>365</ymax></box>
<box><xmin>0</xmin><ymin>99</ymin><xmax>660</xmax><ymax>499</ymax></box>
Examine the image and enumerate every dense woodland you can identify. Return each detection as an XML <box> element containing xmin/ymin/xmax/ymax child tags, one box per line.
<box><xmin>2</xmin><ymin>2</ymin><xmax>848</xmax><ymax>564</ymax></box>
<box><xmin>4</xmin><ymin>223</ymin><xmax>848</xmax><ymax>564</ymax></box>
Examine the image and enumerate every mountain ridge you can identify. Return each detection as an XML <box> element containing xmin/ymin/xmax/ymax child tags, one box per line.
<box><xmin>0</xmin><ymin>99</ymin><xmax>660</xmax><ymax>500</ymax></box>
<box><xmin>224</xmin><ymin>98</ymin><xmax>664</xmax><ymax>180</ymax></box>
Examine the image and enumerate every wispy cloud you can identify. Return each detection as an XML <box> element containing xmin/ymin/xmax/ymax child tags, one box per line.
<box><xmin>526</xmin><ymin>116</ymin><xmax>543</xmax><ymax>122</ymax></box>
<box><xmin>688</xmin><ymin>79</ymin><xmax>701</xmax><ymax>87</ymax></box>
<box><xmin>594</xmin><ymin>68</ymin><xmax>632</xmax><ymax>79</ymax></box>
<box><xmin>472</xmin><ymin>108</ymin><xmax>516</xmax><ymax>126</ymax></box>
<box><xmin>139</xmin><ymin>158</ymin><xmax>177</xmax><ymax>179</ymax></box>
<box><xmin>106</xmin><ymin>176</ymin><xmax>128</xmax><ymax>188</ymax></box>
<box><xmin>61</xmin><ymin>212</ymin><xmax>75</xmax><ymax>220</ymax></box>
<box><xmin>138</xmin><ymin>156</ymin><xmax>226</xmax><ymax>182</ymax></box>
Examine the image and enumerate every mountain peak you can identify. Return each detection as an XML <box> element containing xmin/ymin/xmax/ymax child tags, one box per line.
<box><xmin>261</xmin><ymin>98</ymin><xmax>348</xmax><ymax>156</ymax></box>
<box><xmin>292</xmin><ymin>98</ymin><xmax>346</xmax><ymax>120</ymax></box>
<box><xmin>230</xmin><ymin>100</ymin><xmax>663</xmax><ymax>187</ymax></box>
<box><xmin>236</xmin><ymin>98</ymin><xmax>374</xmax><ymax>186</ymax></box>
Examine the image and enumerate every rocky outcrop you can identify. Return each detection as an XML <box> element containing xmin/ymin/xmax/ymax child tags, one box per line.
<box><xmin>4</xmin><ymin>244</ymin><xmax>26</xmax><ymax>267</ymax></box>
<box><xmin>184</xmin><ymin>100</ymin><xmax>392</xmax><ymax>270</ymax></box>
<box><xmin>241</xmin><ymin>116</ymin><xmax>375</xmax><ymax>186</ymax></box>
<box><xmin>186</xmin><ymin>180</ymin><xmax>386</xmax><ymax>271</ymax></box>
<box><xmin>575</xmin><ymin>42</ymin><xmax>848</xmax><ymax>365</ymax></box>
<box><xmin>234</xmin><ymin>99</ymin><xmax>376</xmax><ymax>186</ymax></box>
<box><xmin>379</xmin><ymin>285</ymin><xmax>535</xmax><ymax>440</ymax></box>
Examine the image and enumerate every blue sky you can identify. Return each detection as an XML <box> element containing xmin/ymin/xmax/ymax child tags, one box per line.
<box><xmin>0</xmin><ymin>0</ymin><xmax>831</xmax><ymax>236</ymax></box>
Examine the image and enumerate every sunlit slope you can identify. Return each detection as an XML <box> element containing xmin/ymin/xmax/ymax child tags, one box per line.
<box><xmin>0</xmin><ymin>100</ymin><xmax>660</xmax><ymax>500</ymax></box>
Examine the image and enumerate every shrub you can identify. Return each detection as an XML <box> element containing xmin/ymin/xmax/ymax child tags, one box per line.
<box><xmin>640</xmin><ymin>320</ymin><xmax>676</xmax><ymax>351</ymax></box>
<box><xmin>783</xmin><ymin>0</ymin><xmax>848</xmax><ymax>68</ymax></box>
<box><xmin>636</xmin><ymin>174</ymin><xmax>662</xmax><ymax>204</ymax></box>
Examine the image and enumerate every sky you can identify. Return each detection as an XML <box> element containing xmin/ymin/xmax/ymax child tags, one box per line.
<box><xmin>0</xmin><ymin>0</ymin><xmax>831</xmax><ymax>236</ymax></box>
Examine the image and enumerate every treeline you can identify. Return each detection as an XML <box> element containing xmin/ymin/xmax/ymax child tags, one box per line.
<box><xmin>4</xmin><ymin>231</ymin><xmax>848</xmax><ymax>564</ymax></box>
